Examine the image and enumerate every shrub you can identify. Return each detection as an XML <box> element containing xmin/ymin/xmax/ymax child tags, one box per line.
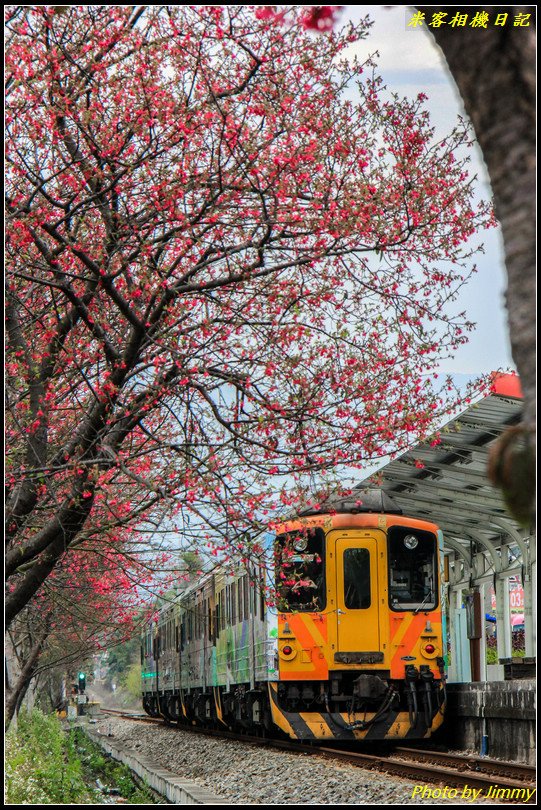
<box><xmin>124</xmin><ymin>663</ymin><xmax>142</xmax><ymax>701</ymax></box>
<box><xmin>5</xmin><ymin>710</ymin><xmax>93</xmax><ymax>804</ymax></box>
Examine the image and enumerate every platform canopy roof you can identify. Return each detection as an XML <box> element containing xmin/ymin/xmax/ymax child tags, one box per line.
<box><xmin>359</xmin><ymin>374</ymin><xmax>532</xmax><ymax>584</ymax></box>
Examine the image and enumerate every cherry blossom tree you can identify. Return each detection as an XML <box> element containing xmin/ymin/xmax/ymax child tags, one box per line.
<box><xmin>5</xmin><ymin>545</ymin><xmax>158</xmax><ymax>729</ymax></box>
<box><xmin>5</xmin><ymin>6</ymin><xmax>493</xmax><ymax>628</ymax></box>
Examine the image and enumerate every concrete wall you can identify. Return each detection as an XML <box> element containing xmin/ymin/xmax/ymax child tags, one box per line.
<box><xmin>444</xmin><ymin>681</ymin><xmax>536</xmax><ymax>764</ymax></box>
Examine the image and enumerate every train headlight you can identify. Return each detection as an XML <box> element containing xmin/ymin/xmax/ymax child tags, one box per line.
<box><xmin>421</xmin><ymin>642</ymin><xmax>439</xmax><ymax>658</ymax></box>
<box><xmin>293</xmin><ymin>536</ymin><xmax>308</xmax><ymax>552</ymax></box>
<box><xmin>403</xmin><ymin>534</ymin><xmax>419</xmax><ymax>550</ymax></box>
<box><xmin>279</xmin><ymin>644</ymin><xmax>297</xmax><ymax>660</ymax></box>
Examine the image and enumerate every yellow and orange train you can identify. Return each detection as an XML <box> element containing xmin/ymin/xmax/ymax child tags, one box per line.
<box><xmin>142</xmin><ymin>490</ymin><xmax>447</xmax><ymax>741</ymax></box>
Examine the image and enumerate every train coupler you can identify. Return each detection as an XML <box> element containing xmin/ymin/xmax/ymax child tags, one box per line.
<box><xmin>405</xmin><ymin>665</ymin><xmax>419</xmax><ymax>728</ymax></box>
<box><xmin>420</xmin><ymin>665</ymin><xmax>435</xmax><ymax>727</ymax></box>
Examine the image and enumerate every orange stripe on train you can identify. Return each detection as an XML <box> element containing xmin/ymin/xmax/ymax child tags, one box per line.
<box><xmin>279</xmin><ymin>613</ymin><xmax>329</xmax><ymax>680</ymax></box>
<box><xmin>390</xmin><ymin>611</ymin><xmax>441</xmax><ymax>677</ymax></box>
<box><xmin>288</xmin><ymin>613</ymin><xmax>328</xmax><ymax>645</ymax></box>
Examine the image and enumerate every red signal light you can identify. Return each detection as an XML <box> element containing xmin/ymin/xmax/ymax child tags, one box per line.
<box><xmin>282</xmin><ymin>645</ymin><xmax>293</xmax><ymax>656</ymax></box>
<box><xmin>424</xmin><ymin>644</ymin><xmax>435</xmax><ymax>654</ymax></box>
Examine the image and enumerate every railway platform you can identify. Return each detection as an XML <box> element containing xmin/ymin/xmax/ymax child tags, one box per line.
<box><xmin>445</xmin><ymin>680</ymin><xmax>536</xmax><ymax>764</ymax></box>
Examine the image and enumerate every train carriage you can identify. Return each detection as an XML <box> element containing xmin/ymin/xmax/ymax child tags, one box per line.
<box><xmin>142</xmin><ymin>489</ymin><xmax>447</xmax><ymax>741</ymax></box>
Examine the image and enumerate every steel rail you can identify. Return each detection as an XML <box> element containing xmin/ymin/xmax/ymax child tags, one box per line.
<box><xmin>394</xmin><ymin>746</ymin><xmax>536</xmax><ymax>784</ymax></box>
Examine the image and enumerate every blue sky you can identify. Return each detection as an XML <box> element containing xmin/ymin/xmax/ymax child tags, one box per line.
<box><xmin>340</xmin><ymin>4</ymin><xmax>514</xmax><ymax>378</ymax></box>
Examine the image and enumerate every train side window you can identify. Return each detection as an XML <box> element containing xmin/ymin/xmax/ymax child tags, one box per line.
<box><xmin>260</xmin><ymin>566</ymin><xmax>266</xmax><ymax>619</ymax></box>
<box><xmin>231</xmin><ymin>581</ymin><xmax>237</xmax><ymax>624</ymax></box>
<box><xmin>388</xmin><ymin>527</ymin><xmax>438</xmax><ymax>612</ymax></box>
<box><xmin>276</xmin><ymin>528</ymin><xmax>326</xmax><ymax>612</ymax></box>
<box><xmin>238</xmin><ymin>577</ymin><xmax>244</xmax><ymax>623</ymax></box>
<box><xmin>201</xmin><ymin>599</ymin><xmax>205</xmax><ymax>640</ymax></box>
<box><xmin>343</xmin><ymin>548</ymin><xmax>371</xmax><ymax>609</ymax></box>
<box><xmin>180</xmin><ymin>619</ymin><xmax>185</xmax><ymax>651</ymax></box>
<box><xmin>220</xmin><ymin>590</ymin><xmax>225</xmax><ymax>631</ymax></box>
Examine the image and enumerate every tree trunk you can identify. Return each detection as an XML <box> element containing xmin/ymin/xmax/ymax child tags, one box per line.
<box><xmin>5</xmin><ymin>630</ymin><xmax>49</xmax><ymax>731</ymax></box>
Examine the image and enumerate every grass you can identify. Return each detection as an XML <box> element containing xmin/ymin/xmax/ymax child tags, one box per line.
<box><xmin>5</xmin><ymin>709</ymin><xmax>93</xmax><ymax>804</ymax></box>
<box><xmin>5</xmin><ymin>709</ymin><xmax>162</xmax><ymax>805</ymax></box>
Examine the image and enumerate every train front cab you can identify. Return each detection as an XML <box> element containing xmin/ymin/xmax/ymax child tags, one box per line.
<box><xmin>269</xmin><ymin>513</ymin><xmax>446</xmax><ymax>741</ymax></box>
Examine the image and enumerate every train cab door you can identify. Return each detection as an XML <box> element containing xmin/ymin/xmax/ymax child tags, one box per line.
<box><xmin>335</xmin><ymin>536</ymin><xmax>380</xmax><ymax>654</ymax></box>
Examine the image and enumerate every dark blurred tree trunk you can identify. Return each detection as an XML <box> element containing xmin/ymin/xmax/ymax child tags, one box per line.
<box><xmin>5</xmin><ymin>628</ymin><xmax>49</xmax><ymax>730</ymax></box>
<box><xmin>423</xmin><ymin>7</ymin><xmax>536</xmax><ymax>523</ymax></box>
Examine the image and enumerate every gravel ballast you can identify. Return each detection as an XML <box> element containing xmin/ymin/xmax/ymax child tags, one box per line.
<box><xmin>93</xmin><ymin>717</ymin><xmax>500</xmax><ymax>805</ymax></box>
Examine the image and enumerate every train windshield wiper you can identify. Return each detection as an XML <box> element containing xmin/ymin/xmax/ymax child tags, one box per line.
<box><xmin>414</xmin><ymin>589</ymin><xmax>434</xmax><ymax>614</ymax></box>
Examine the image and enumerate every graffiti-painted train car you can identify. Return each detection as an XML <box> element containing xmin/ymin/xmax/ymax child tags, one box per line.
<box><xmin>141</xmin><ymin>490</ymin><xmax>447</xmax><ymax>741</ymax></box>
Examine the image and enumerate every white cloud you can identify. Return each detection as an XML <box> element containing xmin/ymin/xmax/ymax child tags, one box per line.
<box><xmin>342</xmin><ymin>5</ymin><xmax>446</xmax><ymax>75</ymax></box>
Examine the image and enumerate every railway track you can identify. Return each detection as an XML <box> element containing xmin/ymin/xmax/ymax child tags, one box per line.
<box><xmin>393</xmin><ymin>746</ymin><xmax>535</xmax><ymax>784</ymax></box>
<box><xmin>99</xmin><ymin>708</ymin><xmax>536</xmax><ymax>803</ymax></box>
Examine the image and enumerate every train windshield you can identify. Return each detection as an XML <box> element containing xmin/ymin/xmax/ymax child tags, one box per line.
<box><xmin>388</xmin><ymin>526</ymin><xmax>438</xmax><ymax>612</ymax></box>
<box><xmin>275</xmin><ymin>527</ymin><xmax>325</xmax><ymax>612</ymax></box>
